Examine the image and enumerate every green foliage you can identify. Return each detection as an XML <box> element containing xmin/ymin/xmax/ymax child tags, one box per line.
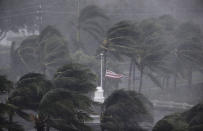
<box><xmin>176</xmin><ymin>22</ymin><xmax>203</xmax><ymax>68</ymax></box>
<box><xmin>0</xmin><ymin>103</ymin><xmax>27</xmax><ymax>131</ymax></box>
<box><xmin>100</xmin><ymin>14</ymin><xmax>203</xmax><ymax>91</ymax></box>
<box><xmin>153</xmin><ymin>113</ymin><xmax>189</xmax><ymax>131</ymax></box>
<box><xmin>79</xmin><ymin>5</ymin><xmax>109</xmax><ymax>22</ymax></box>
<box><xmin>11</xmin><ymin>26</ymin><xmax>70</xmax><ymax>78</ymax></box>
<box><xmin>8</xmin><ymin>63</ymin><xmax>97</xmax><ymax>131</ymax></box>
<box><xmin>9</xmin><ymin>73</ymin><xmax>53</xmax><ymax>110</ymax></box>
<box><xmin>153</xmin><ymin>103</ymin><xmax>203</xmax><ymax>131</ymax></box>
<box><xmin>0</xmin><ymin>75</ymin><xmax>13</xmax><ymax>93</ymax></box>
<box><xmin>39</xmin><ymin>88</ymin><xmax>93</xmax><ymax>131</ymax></box>
<box><xmin>69</xmin><ymin>4</ymin><xmax>109</xmax><ymax>52</ymax></box>
<box><xmin>71</xmin><ymin>50</ymin><xmax>98</xmax><ymax>71</ymax></box>
<box><xmin>101</xmin><ymin>90</ymin><xmax>153</xmax><ymax>131</ymax></box>
<box><xmin>157</xmin><ymin>15</ymin><xmax>178</xmax><ymax>32</ymax></box>
<box><xmin>101</xmin><ymin>21</ymin><xmax>137</xmax><ymax>60</ymax></box>
<box><xmin>101</xmin><ymin>18</ymin><xmax>167</xmax><ymax>91</ymax></box>
<box><xmin>54</xmin><ymin>63</ymin><xmax>96</xmax><ymax>94</ymax></box>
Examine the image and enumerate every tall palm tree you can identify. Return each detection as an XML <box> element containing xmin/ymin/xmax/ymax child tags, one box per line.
<box><xmin>11</xmin><ymin>26</ymin><xmax>70</xmax><ymax>78</ymax></box>
<box><xmin>101</xmin><ymin>20</ymin><xmax>165</xmax><ymax>92</ymax></box>
<box><xmin>38</xmin><ymin>26</ymin><xmax>70</xmax><ymax>76</ymax></box>
<box><xmin>70</xmin><ymin>4</ymin><xmax>109</xmax><ymax>52</ymax></box>
<box><xmin>175</xmin><ymin>22</ymin><xmax>203</xmax><ymax>88</ymax></box>
<box><xmin>132</xmin><ymin>18</ymin><xmax>168</xmax><ymax>92</ymax></box>
<box><xmin>100</xmin><ymin>21</ymin><xmax>137</xmax><ymax>90</ymax></box>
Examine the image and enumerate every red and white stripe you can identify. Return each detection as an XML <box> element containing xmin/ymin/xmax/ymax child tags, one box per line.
<box><xmin>105</xmin><ymin>70</ymin><xmax>123</xmax><ymax>79</ymax></box>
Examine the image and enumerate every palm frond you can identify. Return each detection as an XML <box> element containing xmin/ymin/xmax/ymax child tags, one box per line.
<box><xmin>146</xmin><ymin>72</ymin><xmax>162</xmax><ymax>88</ymax></box>
<box><xmin>79</xmin><ymin>5</ymin><xmax>109</xmax><ymax>22</ymax></box>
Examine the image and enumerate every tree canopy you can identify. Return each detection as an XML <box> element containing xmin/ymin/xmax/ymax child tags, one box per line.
<box><xmin>101</xmin><ymin>90</ymin><xmax>153</xmax><ymax>131</ymax></box>
<box><xmin>11</xmin><ymin>26</ymin><xmax>70</xmax><ymax>79</ymax></box>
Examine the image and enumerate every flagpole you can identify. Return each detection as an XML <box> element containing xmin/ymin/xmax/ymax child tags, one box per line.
<box><xmin>100</xmin><ymin>53</ymin><xmax>103</xmax><ymax>88</ymax></box>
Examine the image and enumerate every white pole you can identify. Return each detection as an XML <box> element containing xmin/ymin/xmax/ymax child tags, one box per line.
<box><xmin>100</xmin><ymin>53</ymin><xmax>103</xmax><ymax>88</ymax></box>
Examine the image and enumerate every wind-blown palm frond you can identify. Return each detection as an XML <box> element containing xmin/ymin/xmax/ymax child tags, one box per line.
<box><xmin>38</xmin><ymin>88</ymin><xmax>93</xmax><ymax>131</ymax></box>
<box><xmin>79</xmin><ymin>5</ymin><xmax>109</xmax><ymax>22</ymax></box>
<box><xmin>101</xmin><ymin>90</ymin><xmax>153</xmax><ymax>131</ymax></box>
<box><xmin>0</xmin><ymin>103</ymin><xmax>25</xmax><ymax>131</ymax></box>
<box><xmin>9</xmin><ymin>73</ymin><xmax>53</xmax><ymax>110</ymax></box>
<box><xmin>11</xmin><ymin>26</ymin><xmax>70</xmax><ymax>78</ymax></box>
<box><xmin>54</xmin><ymin>63</ymin><xmax>96</xmax><ymax>93</ymax></box>
<box><xmin>0</xmin><ymin>75</ymin><xmax>13</xmax><ymax>93</ymax></box>
<box><xmin>101</xmin><ymin>21</ymin><xmax>138</xmax><ymax>60</ymax></box>
<box><xmin>72</xmin><ymin>5</ymin><xmax>109</xmax><ymax>51</ymax></box>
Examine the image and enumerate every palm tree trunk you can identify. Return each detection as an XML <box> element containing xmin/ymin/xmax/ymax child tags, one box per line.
<box><xmin>8</xmin><ymin>113</ymin><xmax>13</xmax><ymax>131</ymax></box>
<box><xmin>36</xmin><ymin>122</ymin><xmax>45</xmax><ymax>131</ymax></box>
<box><xmin>162</xmin><ymin>77</ymin><xmax>166</xmax><ymax>89</ymax></box>
<box><xmin>42</xmin><ymin>65</ymin><xmax>46</xmax><ymax>76</ymax></box>
<box><xmin>188</xmin><ymin>66</ymin><xmax>192</xmax><ymax>88</ymax></box>
<box><xmin>115</xmin><ymin>80</ymin><xmax>119</xmax><ymax>90</ymax></box>
<box><xmin>132</xmin><ymin>62</ymin><xmax>136</xmax><ymax>91</ymax></box>
<box><xmin>45</xmin><ymin>116</ymin><xmax>50</xmax><ymax>131</ymax></box>
<box><xmin>46</xmin><ymin>126</ymin><xmax>49</xmax><ymax>131</ymax></box>
<box><xmin>166</xmin><ymin>76</ymin><xmax>169</xmax><ymax>89</ymax></box>
<box><xmin>174</xmin><ymin>73</ymin><xmax>177</xmax><ymax>89</ymax></box>
<box><xmin>128</xmin><ymin>60</ymin><xmax>133</xmax><ymax>90</ymax></box>
<box><xmin>10</xmin><ymin>42</ymin><xmax>19</xmax><ymax>81</ymax></box>
<box><xmin>138</xmin><ymin>66</ymin><xmax>143</xmax><ymax>93</ymax></box>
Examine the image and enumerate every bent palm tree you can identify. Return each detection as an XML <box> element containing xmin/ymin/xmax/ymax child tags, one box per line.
<box><xmin>54</xmin><ymin>63</ymin><xmax>96</xmax><ymax>94</ymax></box>
<box><xmin>175</xmin><ymin>22</ymin><xmax>203</xmax><ymax>88</ymax></box>
<box><xmin>9</xmin><ymin>73</ymin><xmax>53</xmax><ymax>131</ymax></box>
<box><xmin>100</xmin><ymin>21</ymin><xmax>137</xmax><ymax>90</ymax></box>
<box><xmin>71</xmin><ymin>4</ymin><xmax>109</xmax><ymax>51</ymax></box>
<box><xmin>9</xmin><ymin>63</ymin><xmax>97</xmax><ymax>131</ymax></box>
<box><xmin>0</xmin><ymin>75</ymin><xmax>29</xmax><ymax>131</ymax></box>
<box><xmin>0</xmin><ymin>103</ymin><xmax>25</xmax><ymax>131</ymax></box>
<box><xmin>101</xmin><ymin>20</ymin><xmax>165</xmax><ymax>92</ymax></box>
<box><xmin>101</xmin><ymin>90</ymin><xmax>153</xmax><ymax>131</ymax></box>
<box><xmin>39</xmin><ymin>88</ymin><xmax>93</xmax><ymax>131</ymax></box>
<box><xmin>11</xmin><ymin>26</ymin><xmax>70</xmax><ymax>78</ymax></box>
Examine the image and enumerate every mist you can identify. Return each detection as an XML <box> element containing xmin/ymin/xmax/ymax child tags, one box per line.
<box><xmin>0</xmin><ymin>0</ymin><xmax>203</xmax><ymax>131</ymax></box>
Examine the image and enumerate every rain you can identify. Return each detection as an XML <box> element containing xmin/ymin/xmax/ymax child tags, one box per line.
<box><xmin>0</xmin><ymin>0</ymin><xmax>203</xmax><ymax>131</ymax></box>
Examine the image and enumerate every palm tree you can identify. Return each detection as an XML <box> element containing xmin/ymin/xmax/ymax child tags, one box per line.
<box><xmin>100</xmin><ymin>21</ymin><xmax>137</xmax><ymax>90</ymax></box>
<box><xmin>11</xmin><ymin>26</ymin><xmax>70</xmax><ymax>79</ymax></box>
<box><xmin>38</xmin><ymin>26</ymin><xmax>70</xmax><ymax>76</ymax></box>
<box><xmin>132</xmin><ymin>18</ymin><xmax>169</xmax><ymax>92</ymax></box>
<box><xmin>9</xmin><ymin>73</ymin><xmax>53</xmax><ymax>110</ymax></box>
<box><xmin>39</xmin><ymin>88</ymin><xmax>93</xmax><ymax>131</ymax></box>
<box><xmin>9</xmin><ymin>63</ymin><xmax>97</xmax><ymax>131</ymax></box>
<box><xmin>54</xmin><ymin>63</ymin><xmax>97</xmax><ymax>94</ymax></box>
<box><xmin>9</xmin><ymin>73</ymin><xmax>53</xmax><ymax>131</ymax></box>
<box><xmin>70</xmin><ymin>4</ymin><xmax>109</xmax><ymax>52</ymax></box>
<box><xmin>101</xmin><ymin>90</ymin><xmax>153</xmax><ymax>131</ymax></box>
<box><xmin>0</xmin><ymin>103</ymin><xmax>25</xmax><ymax>131</ymax></box>
<box><xmin>101</xmin><ymin>19</ymin><xmax>165</xmax><ymax>92</ymax></box>
<box><xmin>175</xmin><ymin>22</ymin><xmax>203</xmax><ymax>88</ymax></box>
<box><xmin>0</xmin><ymin>75</ymin><xmax>13</xmax><ymax>93</ymax></box>
<box><xmin>0</xmin><ymin>75</ymin><xmax>30</xmax><ymax>131</ymax></box>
